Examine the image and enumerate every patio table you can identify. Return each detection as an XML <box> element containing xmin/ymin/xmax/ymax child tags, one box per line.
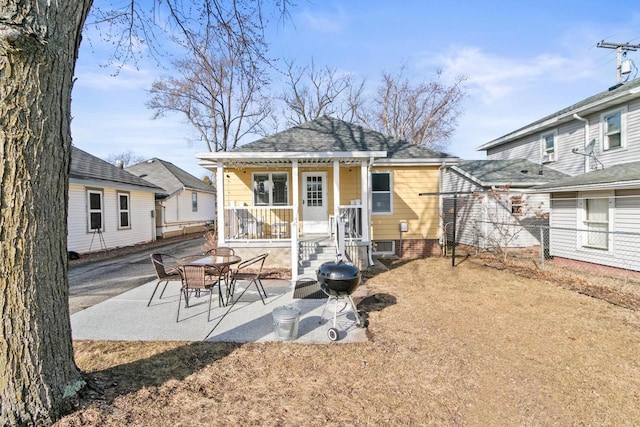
<box><xmin>178</xmin><ymin>254</ymin><xmax>242</xmax><ymax>306</ymax></box>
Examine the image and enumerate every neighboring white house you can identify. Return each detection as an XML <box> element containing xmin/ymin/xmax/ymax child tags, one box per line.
<box><xmin>68</xmin><ymin>147</ymin><xmax>161</xmax><ymax>254</ymax></box>
<box><xmin>126</xmin><ymin>158</ymin><xmax>216</xmax><ymax>238</ymax></box>
<box><xmin>473</xmin><ymin>77</ymin><xmax>640</xmax><ymax>271</ymax></box>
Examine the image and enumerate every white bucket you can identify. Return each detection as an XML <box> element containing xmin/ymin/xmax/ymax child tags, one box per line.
<box><xmin>272</xmin><ymin>305</ymin><xmax>301</xmax><ymax>341</ymax></box>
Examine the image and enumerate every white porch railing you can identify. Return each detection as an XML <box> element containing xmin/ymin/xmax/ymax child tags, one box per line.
<box><xmin>338</xmin><ymin>204</ymin><xmax>363</xmax><ymax>240</ymax></box>
<box><xmin>224</xmin><ymin>206</ymin><xmax>294</xmax><ymax>241</ymax></box>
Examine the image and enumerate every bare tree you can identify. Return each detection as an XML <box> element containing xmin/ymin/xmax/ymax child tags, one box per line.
<box><xmin>280</xmin><ymin>58</ymin><xmax>363</xmax><ymax>125</ymax></box>
<box><xmin>106</xmin><ymin>151</ymin><xmax>145</xmax><ymax>167</ymax></box>
<box><xmin>359</xmin><ymin>67</ymin><xmax>466</xmax><ymax>150</ymax></box>
<box><xmin>0</xmin><ymin>1</ymin><xmax>288</xmax><ymax>423</ymax></box>
<box><xmin>147</xmin><ymin>12</ymin><xmax>272</xmax><ymax>152</ymax></box>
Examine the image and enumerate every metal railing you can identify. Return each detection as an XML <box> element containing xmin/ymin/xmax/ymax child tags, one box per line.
<box><xmin>223</xmin><ymin>206</ymin><xmax>294</xmax><ymax>241</ymax></box>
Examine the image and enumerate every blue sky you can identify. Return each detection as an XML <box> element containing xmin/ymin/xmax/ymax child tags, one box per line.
<box><xmin>71</xmin><ymin>0</ymin><xmax>640</xmax><ymax>178</ymax></box>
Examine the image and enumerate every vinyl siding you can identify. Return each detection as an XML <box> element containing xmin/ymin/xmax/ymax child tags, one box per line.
<box><xmin>486</xmin><ymin>98</ymin><xmax>640</xmax><ymax>176</ymax></box>
<box><xmin>370</xmin><ymin>166</ymin><xmax>439</xmax><ymax>240</ymax></box>
<box><xmin>549</xmin><ymin>190</ymin><xmax>640</xmax><ymax>272</ymax></box>
<box><xmin>68</xmin><ymin>183</ymin><xmax>156</xmax><ymax>253</ymax></box>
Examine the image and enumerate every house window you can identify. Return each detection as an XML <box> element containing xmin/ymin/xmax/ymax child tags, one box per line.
<box><xmin>583</xmin><ymin>197</ymin><xmax>609</xmax><ymax>249</ymax></box>
<box><xmin>253</xmin><ymin>172</ymin><xmax>288</xmax><ymax>206</ymax></box>
<box><xmin>192</xmin><ymin>192</ymin><xmax>198</xmax><ymax>212</ymax></box>
<box><xmin>372</xmin><ymin>172</ymin><xmax>392</xmax><ymax>214</ymax></box>
<box><xmin>601</xmin><ymin>107</ymin><xmax>626</xmax><ymax>150</ymax></box>
<box><xmin>510</xmin><ymin>195</ymin><xmax>524</xmax><ymax>216</ymax></box>
<box><xmin>372</xmin><ymin>240</ymin><xmax>395</xmax><ymax>254</ymax></box>
<box><xmin>541</xmin><ymin>130</ymin><xmax>556</xmax><ymax>162</ymax></box>
<box><xmin>117</xmin><ymin>192</ymin><xmax>131</xmax><ymax>229</ymax></box>
<box><xmin>87</xmin><ymin>189</ymin><xmax>103</xmax><ymax>232</ymax></box>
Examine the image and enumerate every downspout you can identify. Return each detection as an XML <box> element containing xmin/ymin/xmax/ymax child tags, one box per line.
<box><xmin>573</xmin><ymin>113</ymin><xmax>589</xmax><ymax>173</ymax></box>
<box><xmin>367</xmin><ymin>157</ymin><xmax>374</xmax><ymax>266</ymax></box>
<box><xmin>438</xmin><ymin>161</ymin><xmax>447</xmax><ymax>248</ymax></box>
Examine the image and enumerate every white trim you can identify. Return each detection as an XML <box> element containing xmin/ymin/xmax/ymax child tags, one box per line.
<box><xmin>600</xmin><ymin>105</ymin><xmax>627</xmax><ymax>151</ymax></box>
<box><xmin>540</xmin><ymin>129</ymin><xmax>557</xmax><ymax>163</ymax></box>
<box><xmin>116</xmin><ymin>191</ymin><xmax>131</xmax><ymax>230</ymax></box>
<box><xmin>371</xmin><ymin>170</ymin><xmax>393</xmax><ymax>215</ymax></box>
<box><xmin>197</xmin><ymin>150</ymin><xmax>387</xmax><ymax>161</ymax></box>
<box><xmin>577</xmin><ymin>191</ymin><xmax>614</xmax><ymax>253</ymax></box>
<box><xmin>86</xmin><ymin>188</ymin><xmax>104</xmax><ymax>232</ymax></box>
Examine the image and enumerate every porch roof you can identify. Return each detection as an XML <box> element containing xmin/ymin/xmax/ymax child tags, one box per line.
<box><xmin>196</xmin><ymin>116</ymin><xmax>458</xmax><ymax>168</ymax></box>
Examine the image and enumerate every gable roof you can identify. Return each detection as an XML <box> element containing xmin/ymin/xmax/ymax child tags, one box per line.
<box><xmin>197</xmin><ymin>116</ymin><xmax>459</xmax><ymax>168</ymax></box>
<box><xmin>70</xmin><ymin>147</ymin><xmax>160</xmax><ymax>191</ymax></box>
<box><xmin>451</xmin><ymin>159</ymin><xmax>570</xmax><ymax>187</ymax></box>
<box><xmin>126</xmin><ymin>158</ymin><xmax>215</xmax><ymax>196</ymax></box>
<box><xmin>534</xmin><ymin>160</ymin><xmax>640</xmax><ymax>191</ymax></box>
<box><xmin>478</xmin><ymin>77</ymin><xmax>640</xmax><ymax>152</ymax></box>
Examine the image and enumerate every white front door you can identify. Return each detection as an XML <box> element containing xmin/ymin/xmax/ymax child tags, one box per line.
<box><xmin>301</xmin><ymin>172</ymin><xmax>328</xmax><ymax>234</ymax></box>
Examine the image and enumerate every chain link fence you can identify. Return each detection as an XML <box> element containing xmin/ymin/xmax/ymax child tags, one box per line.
<box><xmin>444</xmin><ymin>220</ymin><xmax>640</xmax><ymax>274</ymax></box>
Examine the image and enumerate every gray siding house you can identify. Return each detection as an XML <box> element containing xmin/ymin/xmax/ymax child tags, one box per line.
<box><xmin>473</xmin><ymin>77</ymin><xmax>640</xmax><ymax>271</ymax></box>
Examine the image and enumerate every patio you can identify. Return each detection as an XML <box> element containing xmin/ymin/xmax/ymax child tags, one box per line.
<box><xmin>70</xmin><ymin>278</ymin><xmax>369</xmax><ymax>344</ymax></box>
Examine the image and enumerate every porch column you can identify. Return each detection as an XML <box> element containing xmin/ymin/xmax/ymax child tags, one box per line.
<box><xmin>360</xmin><ymin>159</ymin><xmax>370</xmax><ymax>242</ymax></box>
<box><xmin>291</xmin><ymin>159</ymin><xmax>299</xmax><ymax>281</ymax></box>
<box><xmin>333</xmin><ymin>160</ymin><xmax>340</xmax><ymax>223</ymax></box>
<box><xmin>216</xmin><ymin>159</ymin><xmax>225</xmax><ymax>244</ymax></box>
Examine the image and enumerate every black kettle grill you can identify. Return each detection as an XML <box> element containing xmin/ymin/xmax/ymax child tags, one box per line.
<box><xmin>316</xmin><ymin>259</ymin><xmax>368</xmax><ymax>341</ymax></box>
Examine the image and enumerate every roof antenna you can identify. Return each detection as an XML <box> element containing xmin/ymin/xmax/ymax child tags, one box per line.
<box><xmin>572</xmin><ymin>139</ymin><xmax>603</xmax><ymax>170</ymax></box>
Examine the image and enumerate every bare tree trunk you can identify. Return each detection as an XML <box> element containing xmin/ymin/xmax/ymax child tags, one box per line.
<box><xmin>0</xmin><ymin>1</ymin><xmax>92</xmax><ymax>424</ymax></box>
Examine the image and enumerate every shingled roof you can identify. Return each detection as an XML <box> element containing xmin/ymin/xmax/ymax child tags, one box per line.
<box><xmin>70</xmin><ymin>147</ymin><xmax>160</xmax><ymax>190</ymax></box>
<box><xmin>452</xmin><ymin>159</ymin><xmax>570</xmax><ymax>187</ymax></box>
<box><xmin>234</xmin><ymin>115</ymin><xmax>454</xmax><ymax>161</ymax></box>
<box><xmin>534</xmin><ymin>160</ymin><xmax>640</xmax><ymax>191</ymax></box>
<box><xmin>126</xmin><ymin>158</ymin><xmax>215</xmax><ymax>196</ymax></box>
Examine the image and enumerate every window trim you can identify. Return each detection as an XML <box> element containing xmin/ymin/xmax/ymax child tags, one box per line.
<box><xmin>600</xmin><ymin>106</ymin><xmax>627</xmax><ymax>151</ymax></box>
<box><xmin>540</xmin><ymin>129</ymin><xmax>557</xmax><ymax>162</ymax></box>
<box><xmin>117</xmin><ymin>192</ymin><xmax>131</xmax><ymax>230</ymax></box>
<box><xmin>371</xmin><ymin>171</ymin><xmax>393</xmax><ymax>215</ymax></box>
<box><xmin>87</xmin><ymin>189</ymin><xmax>104</xmax><ymax>233</ymax></box>
<box><xmin>577</xmin><ymin>191</ymin><xmax>613</xmax><ymax>252</ymax></box>
<box><xmin>192</xmin><ymin>192</ymin><xmax>198</xmax><ymax>212</ymax></box>
<box><xmin>252</xmin><ymin>172</ymin><xmax>289</xmax><ymax>206</ymax></box>
<box><xmin>372</xmin><ymin>240</ymin><xmax>395</xmax><ymax>255</ymax></box>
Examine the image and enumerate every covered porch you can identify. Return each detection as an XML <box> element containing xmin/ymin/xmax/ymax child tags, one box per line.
<box><xmin>197</xmin><ymin>151</ymin><xmax>386</xmax><ymax>280</ymax></box>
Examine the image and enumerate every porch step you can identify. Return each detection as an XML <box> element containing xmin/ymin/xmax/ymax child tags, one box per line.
<box><xmin>298</xmin><ymin>237</ymin><xmax>338</xmax><ymax>278</ymax></box>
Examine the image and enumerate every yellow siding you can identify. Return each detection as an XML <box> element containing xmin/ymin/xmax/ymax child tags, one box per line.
<box><xmin>223</xmin><ymin>164</ymin><xmax>440</xmax><ymax>240</ymax></box>
<box><xmin>370</xmin><ymin>166</ymin><xmax>440</xmax><ymax>240</ymax></box>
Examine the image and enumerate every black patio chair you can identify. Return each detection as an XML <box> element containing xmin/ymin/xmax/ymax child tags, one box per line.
<box><xmin>148</xmin><ymin>253</ymin><xmax>181</xmax><ymax>306</ymax></box>
<box><xmin>229</xmin><ymin>253</ymin><xmax>268</xmax><ymax>305</ymax></box>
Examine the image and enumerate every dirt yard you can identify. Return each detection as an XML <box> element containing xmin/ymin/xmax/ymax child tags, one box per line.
<box><xmin>56</xmin><ymin>256</ymin><xmax>640</xmax><ymax>426</ymax></box>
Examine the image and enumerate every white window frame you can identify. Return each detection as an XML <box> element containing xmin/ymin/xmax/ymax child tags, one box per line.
<box><xmin>87</xmin><ymin>189</ymin><xmax>104</xmax><ymax>232</ymax></box>
<box><xmin>372</xmin><ymin>240</ymin><xmax>395</xmax><ymax>255</ymax></box>
<box><xmin>252</xmin><ymin>172</ymin><xmax>289</xmax><ymax>206</ymax></box>
<box><xmin>600</xmin><ymin>106</ymin><xmax>627</xmax><ymax>151</ymax></box>
<box><xmin>577</xmin><ymin>191</ymin><xmax>613</xmax><ymax>252</ymax></box>
<box><xmin>117</xmin><ymin>192</ymin><xmax>131</xmax><ymax>230</ymax></box>
<box><xmin>371</xmin><ymin>171</ymin><xmax>393</xmax><ymax>215</ymax></box>
<box><xmin>192</xmin><ymin>192</ymin><xmax>198</xmax><ymax>212</ymax></box>
<box><xmin>540</xmin><ymin>130</ymin><xmax>557</xmax><ymax>162</ymax></box>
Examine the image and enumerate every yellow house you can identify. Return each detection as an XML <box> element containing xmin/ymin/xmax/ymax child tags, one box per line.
<box><xmin>197</xmin><ymin>116</ymin><xmax>459</xmax><ymax>280</ymax></box>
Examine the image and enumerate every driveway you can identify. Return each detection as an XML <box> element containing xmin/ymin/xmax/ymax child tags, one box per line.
<box><xmin>68</xmin><ymin>236</ymin><xmax>207</xmax><ymax>314</ymax></box>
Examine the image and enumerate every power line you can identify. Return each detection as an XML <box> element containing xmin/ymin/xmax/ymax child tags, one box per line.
<box><xmin>596</xmin><ymin>40</ymin><xmax>640</xmax><ymax>83</ymax></box>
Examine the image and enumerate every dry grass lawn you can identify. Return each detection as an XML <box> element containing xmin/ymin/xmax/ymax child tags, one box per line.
<box><xmin>57</xmin><ymin>256</ymin><xmax>640</xmax><ymax>426</ymax></box>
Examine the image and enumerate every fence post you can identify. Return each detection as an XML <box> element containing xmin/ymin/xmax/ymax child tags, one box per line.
<box><xmin>540</xmin><ymin>226</ymin><xmax>545</xmax><ymax>270</ymax></box>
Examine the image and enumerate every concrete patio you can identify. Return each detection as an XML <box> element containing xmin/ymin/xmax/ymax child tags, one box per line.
<box><xmin>70</xmin><ymin>278</ymin><xmax>369</xmax><ymax>344</ymax></box>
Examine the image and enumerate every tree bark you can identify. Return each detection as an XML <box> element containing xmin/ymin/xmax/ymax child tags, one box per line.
<box><xmin>0</xmin><ymin>1</ymin><xmax>92</xmax><ymax>424</ymax></box>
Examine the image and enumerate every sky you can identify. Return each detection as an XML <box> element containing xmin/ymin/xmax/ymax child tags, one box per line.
<box><xmin>71</xmin><ymin>0</ymin><xmax>640</xmax><ymax>178</ymax></box>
